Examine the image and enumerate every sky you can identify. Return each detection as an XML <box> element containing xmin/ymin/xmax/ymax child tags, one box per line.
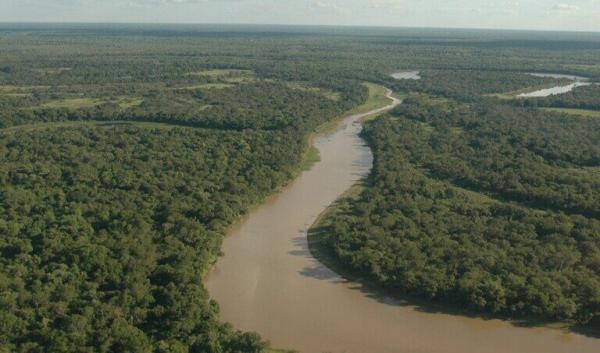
<box><xmin>1</xmin><ymin>0</ymin><xmax>599</xmax><ymax>32</ymax></box>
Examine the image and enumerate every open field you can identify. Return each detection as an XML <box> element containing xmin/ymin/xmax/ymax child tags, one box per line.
<box><xmin>349</xmin><ymin>82</ymin><xmax>390</xmax><ymax>114</ymax></box>
<box><xmin>542</xmin><ymin>107</ymin><xmax>600</xmax><ymax>118</ymax></box>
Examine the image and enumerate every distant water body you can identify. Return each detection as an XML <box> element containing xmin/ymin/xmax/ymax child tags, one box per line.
<box><xmin>391</xmin><ymin>70</ymin><xmax>421</xmax><ymax>80</ymax></box>
<box><xmin>519</xmin><ymin>72</ymin><xmax>591</xmax><ymax>97</ymax></box>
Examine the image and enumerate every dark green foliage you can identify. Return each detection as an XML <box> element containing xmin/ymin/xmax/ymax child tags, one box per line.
<box><xmin>0</xmin><ymin>125</ymin><xmax>305</xmax><ymax>351</ymax></box>
<box><xmin>0</xmin><ymin>83</ymin><xmax>348</xmax><ymax>131</ymax></box>
<box><xmin>391</xmin><ymin>70</ymin><xmax>568</xmax><ymax>99</ymax></box>
<box><xmin>318</xmin><ymin>99</ymin><xmax>600</xmax><ymax>326</ymax></box>
<box><xmin>2</xmin><ymin>23</ymin><xmax>600</xmax><ymax>348</ymax></box>
<box><xmin>0</xmin><ymin>23</ymin><xmax>374</xmax><ymax>353</ymax></box>
<box><xmin>393</xmin><ymin>97</ymin><xmax>600</xmax><ymax>215</ymax></box>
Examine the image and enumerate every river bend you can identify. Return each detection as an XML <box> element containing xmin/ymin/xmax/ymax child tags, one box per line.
<box><xmin>205</xmin><ymin>89</ymin><xmax>599</xmax><ymax>353</ymax></box>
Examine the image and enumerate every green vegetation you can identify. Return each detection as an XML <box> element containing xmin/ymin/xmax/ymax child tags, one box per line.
<box><xmin>1</xmin><ymin>125</ymin><xmax>312</xmax><ymax>352</ymax></box>
<box><xmin>515</xmin><ymin>84</ymin><xmax>600</xmax><ymax>110</ymax></box>
<box><xmin>314</xmin><ymin>95</ymin><xmax>600</xmax><ymax>329</ymax></box>
<box><xmin>185</xmin><ymin>69</ymin><xmax>254</xmax><ymax>77</ymax></box>
<box><xmin>300</xmin><ymin>146</ymin><xmax>321</xmax><ymax>171</ymax></box>
<box><xmin>542</xmin><ymin>107</ymin><xmax>600</xmax><ymax>118</ymax></box>
<box><xmin>313</xmin><ymin>82</ymin><xmax>390</xmax><ymax>134</ymax></box>
<box><xmin>348</xmin><ymin>83</ymin><xmax>390</xmax><ymax>115</ymax></box>
<box><xmin>285</xmin><ymin>82</ymin><xmax>341</xmax><ymax>101</ymax></box>
<box><xmin>391</xmin><ymin>70</ymin><xmax>570</xmax><ymax>100</ymax></box>
<box><xmin>0</xmin><ymin>24</ymin><xmax>371</xmax><ymax>352</ymax></box>
<box><xmin>37</xmin><ymin>97</ymin><xmax>143</xmax><ymax>110</ymax></box>
<box><xmin>2</xmin><ymin>23</ymin><xmax>600</xmax><ymax>351</ymax></box>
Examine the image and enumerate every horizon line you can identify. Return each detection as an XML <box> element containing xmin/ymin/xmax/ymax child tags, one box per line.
<box><xmin>1</xmin><ymin>21</ymin><xmax>599</xmax><ymax>35</ymax></box>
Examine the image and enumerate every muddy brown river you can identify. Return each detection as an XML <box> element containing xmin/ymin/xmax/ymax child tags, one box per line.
<box><xmin>205</xmin><ymin>89</ymin><xmax>600</xmax><ymax>353</ymax></box>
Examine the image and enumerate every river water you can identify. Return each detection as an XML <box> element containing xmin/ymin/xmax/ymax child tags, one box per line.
<box><xmin>518</xmin><ymin>73</ymin><xmax>591</xmax><ymax>97</ymax></box>
<box><xmin>391</xmin><ymin>70</ymin><xmax>421</xmax><ymax>80</ymax></box>
<box><xmin>205</xmin><ymin>89</ymin><xmax>600</xmax><ymax>353</ymax></box>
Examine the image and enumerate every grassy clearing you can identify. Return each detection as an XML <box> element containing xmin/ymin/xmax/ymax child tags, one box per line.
<box><xmin>223</xmin><ymin>75</ymin><xmax>257</xmax><ymax>84</ymax></box>
<box><xmin>32</xmin><ymin>96</ymin><xmax>143</xmax><ymax>110</ymax></box>
<box><xmin>184</xmin><ymin>69</ymin><xmax>257</xmax><ymax>84</ymax></box>
<box><xmin>39</xmin><ymin>97</ymin><xmax>104</xmax><ymax>109</ymax></box>
<box><xmin>176</xmin><ymin>83</ymin><xmax>235</xmax><ymax>90</ymax></box>
<box><xmin>487</xmin><ymin>92</ymin><xmax>516</xmax><ymax>100</ymax></box>
<box><xmin>176</xmin><ymin>69</ymin><xmax>258</xmax><ymax>90</ymax></box>
<box><xmin>348</xmin><ymin>82</ymin><xmax>390</xmax><ymax>115</ymax></box>
<box><xmin>314</xmin><ymin>82</ymin><xmax>393</xmax><ymax>135</ymax></box>
<box><xmin>541</xmin><ymin>107</ymin><xmax>600</xmax><ymax>118</ymax></box>
<box><xmin>299</xmin><ymin>145</ymin><xmax>321</xmax><ymax>172</ymax></box>
<box><xmin>0</xmin><ymin>85</ymin><xmax>50</xmax><ymax>92</ymax></box>
<box><xmin>0</xmin><ymin>120</ymin><xmax>185</xmax><ymax>134</ymax></box>
<box><xmin>185</xmin><ymin>69</ymin><xmax>253</xmax><ymax>77</ymax></box>
<box><xmin>118</xmin><ymin>98</ymin><xmax>144</xmax><ymax>109</ymax></box>
<box><xmin>286</xmin><ymin>81</ymin><xmax>341</xmax><ymax>101</ymax></box>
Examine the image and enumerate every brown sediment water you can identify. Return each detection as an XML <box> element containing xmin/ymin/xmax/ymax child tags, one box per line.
<box><xmin>205</xmin><ymin>89</ymin><xmax>600</xmax><ymax>353</ymax></box>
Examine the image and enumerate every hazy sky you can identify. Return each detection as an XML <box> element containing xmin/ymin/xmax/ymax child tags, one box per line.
<box><xmin>2</xmin><ymin>0</ymin><xmax>599</xmax><ymax>32</ymax></box>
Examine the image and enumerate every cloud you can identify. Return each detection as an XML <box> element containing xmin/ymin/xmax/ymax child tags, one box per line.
<box><xmin>553</xmin><ymin>3</ymin><xmax>580</xmax><ymax>11</ymax></box>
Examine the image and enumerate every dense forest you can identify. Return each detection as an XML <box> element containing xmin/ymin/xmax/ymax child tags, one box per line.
<box><xmin>0</xmin><ymin>25</ymin><xmax>370</xmax><ymax>353</ymax></box>
<box><xmin>392</xmin><ymin>97</ymin><xmax>600</xmax><ymax>215</ymax></box>
<box><xmin>0</xmin><ymin>125</ymin><xmax>306</xmax><ymax>352</ymax></box>
<box><xmin>314</xmin><ymin>96</ymin><xmax>600</xmax><ymax>327</ymax></box>
<box><xmin>2</xmin><ymin>23</ymin><xmax>600</xmax><ymax>351</ymax></box>
<box><xmin>390</xmin><ymin>69</ymin><xmax>569</xmax><ymax>99</ymax></box>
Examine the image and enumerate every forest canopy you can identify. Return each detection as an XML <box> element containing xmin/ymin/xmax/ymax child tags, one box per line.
<box><xmin>2</xmin><ymin>23</ymin><xmax>600</xmax><ymax>352</ymax></box>
<box><xmin>314</xmin><ymin>96</ymin><xmax>600</xmax><ymax>327</ymax></box>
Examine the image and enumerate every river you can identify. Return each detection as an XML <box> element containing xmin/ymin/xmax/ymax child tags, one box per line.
<box><xmin>518</xmin><ymin>73</ymin><xmax>591</xmax><ymax>97</ymax></box>
<box><xmin>391</xmin><ymin>70</ymin><xmax>421</xmax><ymax>80</ymax></box>
<box><xmin>205</xmin><ymin>89</ymin><xmax>600</xmax><ymax>353</ymax></box>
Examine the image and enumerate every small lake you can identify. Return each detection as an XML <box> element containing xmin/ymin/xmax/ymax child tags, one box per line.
<box><xmin>391</xmin><ymin>71</ymin><xmax>421</xmax><ymax>80</ymax></box>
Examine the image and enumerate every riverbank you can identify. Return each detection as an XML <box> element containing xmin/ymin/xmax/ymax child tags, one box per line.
<box><xmin>205</xmin><ymin>83</ymin><xmax>599</xmax><ymax>353</ymax></box>
<box><xmin>307</xmin><ymin>95</ymin><xmax>600</xmax><ymax>339</ymax></box>
<box><xmin>300</xmin><ymin>82</ymin><xmax>399</xmax><ymax>172</ymax></box>
<box><xmin>205</xmin><ymin>86</ymin><xmax>402</xmax><ymax>353</ymax></box>
<box><xmin>307</xmin><ymin>193</ymin><xmax>583</xmax><ymax>334</ymax></box>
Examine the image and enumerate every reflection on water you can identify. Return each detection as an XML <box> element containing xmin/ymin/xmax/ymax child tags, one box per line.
<box><xmin>519</xmin><ymin>72</ymin><xmax>591</xmax><ymax>97</ymax></box>
<box><xmin>527</xmin><ymin>72</ymin><xmax>588</xmax><ymax>81</ymax></box>
<box><xmin>205</xmin><ymin>90</ymin><xmax>600</xmax><ymax>353</ymax></box>
<box><xmin>518</xmin><ymin>82</ymin><xmax>591</xmax><ymax>98</ymax></box>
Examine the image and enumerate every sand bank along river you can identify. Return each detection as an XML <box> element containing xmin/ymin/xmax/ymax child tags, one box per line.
<box><xmin>205</xmin><ymin>89</ymin><xmax>600</xmax><ymax>353</ymax></box>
